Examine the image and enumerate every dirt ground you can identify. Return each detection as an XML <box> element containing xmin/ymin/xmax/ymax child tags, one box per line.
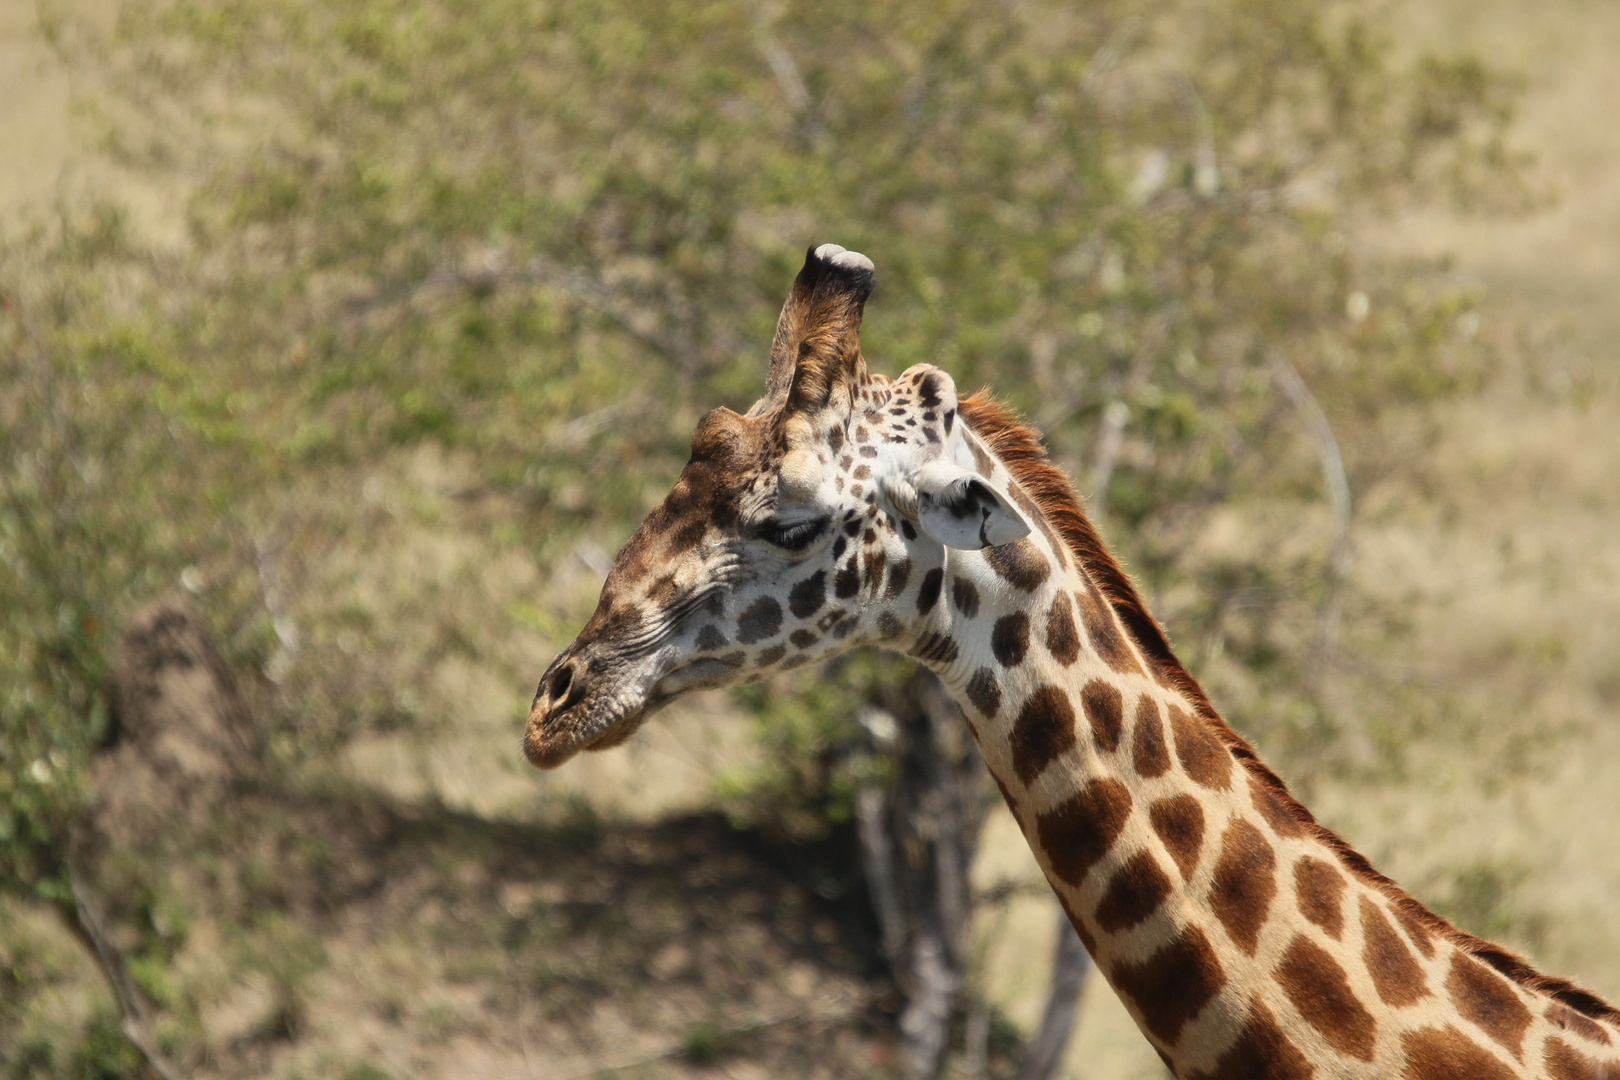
<box><xmin>4</xmin><ymin>1</ymin><xmax>1620</xmax><ymax>1078</ymax></box>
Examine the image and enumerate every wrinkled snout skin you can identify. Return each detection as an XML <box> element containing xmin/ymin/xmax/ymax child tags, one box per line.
<box><xmin>524</xmin><ymin>576</ymin><xmax>677</xmax><ymax>769</ymax></box>
<box><xmin>523</xmin><ymin>405</ymin><xmax>765</xmax><ymax>769</ymax></box>
<box><xmin>524</xmin><ymin>638</ymin><xmax>642</xmax><ymax>769</ymax></box>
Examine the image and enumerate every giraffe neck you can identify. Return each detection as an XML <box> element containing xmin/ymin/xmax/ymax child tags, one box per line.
<box><xmin>917</xmin><ymin>511</ymin><xmax>1620</xmax><ymax>1079</ymax></box>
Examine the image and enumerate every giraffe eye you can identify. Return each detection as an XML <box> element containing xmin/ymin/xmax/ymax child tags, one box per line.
<box><xmin>758</xmin><ymin>518</ymin><xmax>827</xmax><ymax>551</ymax></box>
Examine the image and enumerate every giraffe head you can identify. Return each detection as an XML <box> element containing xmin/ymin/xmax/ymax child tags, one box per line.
<box><xmin>524</xmin><ymin>244</ymin><xmax>1032</xmax><ymax>768</ymax></box>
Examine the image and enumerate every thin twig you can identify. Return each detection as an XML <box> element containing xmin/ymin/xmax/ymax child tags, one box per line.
<box><xmin>1088</xmin><ymin>307</ymin><xmax>1177</xmax><ymax>503</ymax></box>
<box><xmin>66</xmin><ymin>860</ymin><xmax>186</xmax><ymax>1080</ymax></box>
<box><xmin>962</xmin><ymin>996</ymin><xmax>991</xmax><ymax>1080</ymax></box>
<box><xmin>254</xmin><ymin>533</ymin><xmax>299</xmax><ymax>684</ymax></box>
<box><xmin>1177</xmin><ymin>75</ymin><xmax>1220</xmax><ymax>198</ymax></box>
<box><xmin>1081</xmin><ymin>15</ymin><xmax>1142</xmax><ymax>93</ymax></box>
<box><xmin>973</xmin><ymin>878</ymin><xmax>1051</xmax><ymax>906</ymax></box>
<box><xmin>749</xmin><ymin>5</ymin><xmax>825</xmax><ymax>145</ymax></box>
<box><xmin>854</xmin><ymin>784</ymin><xmax>908</xmax><ymax>975</ymax></box>
<box><xmin>1016</xmin><ymin>906</ymin><xmax>1093</xmax><ymax>1080</ymax></box>
<box><xmin>516</xmin><ymin>984</ymin><xmax>541</xmax><ymax>1080</ymax></box>
<box><xmin>1267</xmin><ymin>346</ymin><xmax>1353</xmax><ymax>659</ymax></box>
<box><xmin>341</xmin><ymin>255</ymin><xmax>728</xmax><ymax>377</ymax></box>
<box><xmin>1329</xmin><ymin>646</ymin><xmax>1450</xmax><ymax>691</ymax></box>
<box><xmin>538</xmin><ymin>995</ymin><xmax>860</xmax><ymax>1080</ymax></box>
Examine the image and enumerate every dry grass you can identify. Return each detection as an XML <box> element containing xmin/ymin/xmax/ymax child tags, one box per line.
<box><xmin>0</xmin><ymin>0</ymin><xmax>186</xmax><ymax>243</ymax></box>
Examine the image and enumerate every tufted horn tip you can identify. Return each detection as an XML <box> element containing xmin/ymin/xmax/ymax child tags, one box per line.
<box><xmin>801</xmin><ymin>243</ymin><xmax>875</xmax><ymax>303</ymax></box>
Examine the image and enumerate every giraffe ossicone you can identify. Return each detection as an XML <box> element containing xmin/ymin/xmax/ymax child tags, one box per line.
<box><xmin>525</xmin><ymin>244</ymin><xmax>1620</xmax><ymax>1079</ymax></box>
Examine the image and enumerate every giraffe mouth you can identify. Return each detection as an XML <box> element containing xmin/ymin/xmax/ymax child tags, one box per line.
<box><xmin>524</xmin><ymin>654</ymin><xmax>742</xmax><ymax>770</ymax></box>
<box><xmin>525</xmin><ymin>694</ymin><xmax>647</xmax><ymax>769</ymax></box>
<box><xmin>651</xmin><ymin>655</ymin><xmax>744</xmax><ymax>697</ymax></box>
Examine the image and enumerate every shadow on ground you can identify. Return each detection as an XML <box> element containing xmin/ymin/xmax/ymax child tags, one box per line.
<box><xmin>7</xmin><ymin>601</ymin><xmax>962</xmax><ymax>1080</ymax></box>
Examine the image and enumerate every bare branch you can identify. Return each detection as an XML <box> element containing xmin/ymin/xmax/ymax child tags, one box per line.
<box><xmin>750</xmin><ymin>6</ymin><xmax>826</xmax><ymax>145</ymax></box>
<box><xmin>1016</xmin><ymin>907</ymin><xmax>1093</xmax><ymax>1080</ymax></box>
<box><xmin>540</xmin><ymin>994</ymin><xmax>861</xmax><ymax>1080</ymax></box>
<box><xmin>66</xmin><ymin>860</ymin><xmax>185</xmax><ymax>1080</ymax></box>
<box><xmin>1178</xmin><ymin>75</ymin><xmax>1220</xmax><ymax>197</ymax></box>
<box><xmin>1268</xmin><ymin>347</ymin><xmax>1353</xmax><ymax>657</ymax></box>
<box><xmin>341</xmin><ymin>254</ymin><xmax>733</xmax><ymax>377</ymax></box>
<box><xmin>854</xmin><ymin>783</ymin><xmax>909</xmax><ymax>976</ymax></box>
<box><xmin>1088</xmin><ymin>308</ymin><xmax>1176</xmax><ymax>502</ymax></box>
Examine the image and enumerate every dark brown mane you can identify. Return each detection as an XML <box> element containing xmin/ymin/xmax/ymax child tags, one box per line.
<box><xmin>958</xmin><ymin>390</ymin><xmax>1620</xmax><ymax>1026</ymax></box>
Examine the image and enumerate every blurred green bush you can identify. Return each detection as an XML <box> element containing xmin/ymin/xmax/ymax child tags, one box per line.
<box><xmin>4</xmin><ymin>0</ymin><xmax>1520</xmax><ymax>927</ymax></box>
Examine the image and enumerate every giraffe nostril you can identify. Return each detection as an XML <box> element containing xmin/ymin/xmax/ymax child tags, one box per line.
<box><xmin>549</xmin><ymin>661</ymin><xmax>584</xmax><ymax>715</ymax></box>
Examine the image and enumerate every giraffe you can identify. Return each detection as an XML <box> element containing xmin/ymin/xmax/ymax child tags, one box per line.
<box><xmin>523</xmin><ymin>244</ymin><xmax>1620</xmax><ymax>1079</ymax></box>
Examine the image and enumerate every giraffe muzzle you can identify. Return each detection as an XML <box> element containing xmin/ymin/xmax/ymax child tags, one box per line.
<box><xmin>523</xmin><ymin>644</ymin><xmax>662</xmax><ymax>769</ymax></box>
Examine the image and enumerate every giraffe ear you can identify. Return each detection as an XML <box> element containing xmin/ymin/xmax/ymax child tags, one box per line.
<box><xmin>748</xmin><ymin>244</ymin><xmax>874</xmax><ymax>419</ymax></box>
<box><xmin>912</xmin><ymin>460</ymin><xmax>1031</xmax><ymax>551</ymax></box>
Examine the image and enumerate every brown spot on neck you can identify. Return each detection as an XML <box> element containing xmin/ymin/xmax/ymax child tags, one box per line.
<box><xmin>1396</xmin><ymin>904</ymin><xmax>1436</xmax><ymax>959</ymax></box>
<box><xmin>916</xmin><ymin>567</ymin><xmax>944</xmax><ymax>614</ymax></box>
<box><xmin>1276</xmin><ymin>936</ymin><xmax>1377</xmax><ymax>1062</ymax></box>
<box><xmin>1362</xmin><ymin>895</ymin><xmax>1430</xmax><ymax>1007</ymax></box>
<box><xmin>1036</xmin><ymin>778</ymin><xmax>1133</xmax><ymax>887</ymax></box>
<box><xmin>1188</xmin><ymin>999</ymin><xmax>1312</xmax><ymax>1080</ymax></box>
<box><xmin>1009</xmin><ymin>685</ymin><xmax>1078</xmax><ymax>786</ymax></box>
<box><xmin>1080</xmin><ymin>679</ymin><xmax>1124</xmax><ymax>752</ymax></box>
<box><xmin>965</xmin><ymin>667</ymin><xmax>1001</xmax><ymax>719</ymax></box>
<box><xmin>1044</xmin><ymin>591</ymin><xmax>1080</xmax><ymax>665</ymax></box>
<box><xmin>910</xmin><ymin>630</ymin><xmax>959</xmax><ymax>667</ymax></box>
<box><xmin>1075</xmin><ymin>578</ymin><xmax>1142</xmax><ymax>675</ymax></box>
<box><xmin>983</xmin><ymin>536</ymin><xmax>1051</xmax><ymax>591</ymax></box>
<box><xmin>1542</xmin><ymin>1035</ymin><xmax>1618</xmax><ymax>1080</ymax></box>
<box><xmin>884</xmin><ymin>557</ymin><xmax>911</xmax><ymax>599</ymax></box>
<box><xmin>1149</xmin><ymin>794</ymin><xmax>1205</xmax><ymax>880</ymax></box>
<box><xmin>991</xmin><ymin>612</ymin><xmax>1030</xmax><ymax>666</ymax></box>
<box><xmin>1167</xmin><ymin>704</ymin><xmax>1233</xmax><ymax>790</ymax></box>
<box><xmin>1400</xmin><ymin>1026</ymin><xmax>1517</xmax><ymax>1080</ymax></box>
<box><xmin>1447</xmin><ymin>952</ymin><xmax>1533</xmax><ymax>1060</ymax></box>
<box><xmin>1131</xmin><ymin>696</ymin><xmax>1170</xmax><ymax>777</ymax></box>
<box><xmin>951</xmin><ymin>575</ymin><xmax>980</xmax><ymax>617</ymax></box>
<box><xmin>1250</xmin><ymin>773</ymin><xmax>1308</xmax><ymax>838</ymax></box>
<box><xmin>1110</xmin><ymin>926</ymin><xmax>1227</xmax><ymax>1045</ymax></box>
<box><xmin>1294</xmin><ymin>856</ymin><xmax>1348</xmax><ymax>940</ymax></box>
<box><xmin>1094</xmin><ymin>851</ymin><xmax>1173</xmax><ymax>934</ymax></box>
<box><xmin>1208</xmin><ymin>819</ymin><xmax>1277</xmax><ymax>956</ymax></box>
<box><xmin>1545</xmin><ymin>1002</ymin><xmax>1614</xmax><ymax>1046</ymax></box>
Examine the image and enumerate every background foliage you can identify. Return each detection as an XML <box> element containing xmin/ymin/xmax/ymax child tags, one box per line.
<box><xmin>0</xmin><ymin>0</ymin><xmax>1561</xmax><ymax>1075</ymax></box>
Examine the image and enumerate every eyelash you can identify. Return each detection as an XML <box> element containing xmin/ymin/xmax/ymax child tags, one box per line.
<box><xmin>759</xmin><ymin>518</ymin><xmax>826</xmax><ymax>551</ymax></box>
